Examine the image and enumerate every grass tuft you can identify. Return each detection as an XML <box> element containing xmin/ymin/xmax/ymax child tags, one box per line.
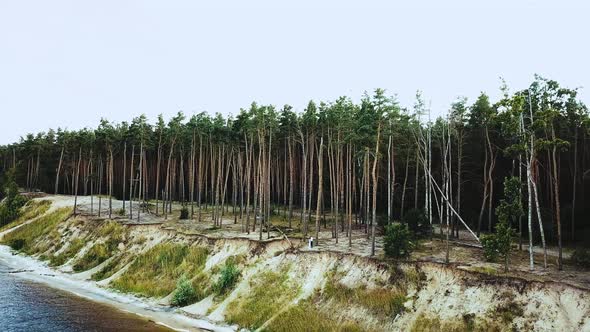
<box><xmin>72</xmin><ymin>220</ymin><xmax>127</xmax><ymax>272</ymax></box>
<box><xmin>212</xmin><ymin>258</ymin><xmax>241</xmax><ymax>295</ymax></box>
<box><xmin>323</xmin><ymin>271</ymin><xmax>406</xmax><ymax>318</ymax></box>
<box><xmin>111</xmin><ymin>243</ymin><xmax>208</xmax><ymax>297</ymax></box>
<box><xmin>266</xmin><ymin>301</ymin><xmax>364</xmax><ymax>332</ymax></box>
<box><xmin>49</xmin><ymin>238</ymin><xmax>84</xmax><ymax>266</ymax></box>
<box><xmin>226</xmin><ymin>266</ymin><xmax>298</xmax><ymax>330</ymax></box>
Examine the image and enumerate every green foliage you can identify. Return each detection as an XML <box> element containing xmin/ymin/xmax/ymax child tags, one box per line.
<box><xmin>7</xmin><ymin>238</ymin><xmax>25</xmax><ymax>250</ymax></box>
<box><xmin>570</xmin><ymin>248</ymin><xmax>590</xmax><ymax>269</ymax></box>
<box><xmin>482</xmin><ymin>177</ymin><xmax>520</xmax><ymax>271</ymax></box>
<box><xmin>480</xmin><ymin>234</ymin><xmax>500</xmax><ymax>262</ymax></box>
<box><xmin>403</xmin><ymin>209</ymin><xmax>428</xmax><ymax>235</ymax></box>
<box><xmin>1</xmin><ymin>207</ymin><xmax>71</xmax><ymax>254</ymax></box>
<box><xmin>179</xmin><ymin>206</ymin><xmax>189</xmax><ymax>220</ymax></box>
<box><xmin>111</xmin><ymin>243</ymin><xmax>208</xmax><ymax>297</ymax></box>
<box><xmin>0</xmin><ymin>168</ymin><xmax>27</xmax><ymax>227</ymax></box>
<box><xmin>0</xmin><ymin>200</ymin><xmax>51</xmax><ymax>232</ymax></box>
<box><xmin>171</xmin><ymin>276</ymin><xmax>198</xmax><ymax>307</ymax></box>
<box><xmin>213</xmin><ymin>259</ymin><xmax>241</xmax><ymax>295</ymax></box>
<box><xmin>73</xmin><ymin>243</ymin><xmax>111</xmax><ymax>272</ymax></box>
<box><xmin>384</xmin><ymin>224</ymin><xmax>413</xmax><ymax>259</ymax></box>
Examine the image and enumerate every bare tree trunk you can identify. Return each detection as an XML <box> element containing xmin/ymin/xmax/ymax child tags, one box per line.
<box><xmin>55</xmin><ymin>146</ymin><xmax>65</xmax><ymax>194</ymax></box>
<box><xmin>551</xmin><ymin>125</ymin><xmax>563</xmax><ymax>270</ymax></box>
<box><xmin>401</xmin><ymin>151</ymin><xmax>410</xmax><ymax>218</ymax></box>
<box><xmin>371</xmin><ymin>123</ymin><xmax>381</xmax><ymax>257</ymax></box>
<box><xmin>155</xmin><ymin>134</ymin><xmax>162</xmax><ymax>215</ymax></box>
<box><xmin>315</xmin><ymin>136</ymin><xmax>324</xmax><ymax>243</ymax></box>
<box><xmin>288</xmin><ymin>137</ymin><xmax>294</xmax><ymax>228</ymax></box>
<box><xmin>73</xmin><ymin>147</ymin><xmax>82</xmax><ymax>215</ymax></box>
<box><xmin>98</xmin><ymin>157</ymin><xmax>103</xmax><ymax>217</ymax></box>
<box><xmin>571</xmin><ymin>127</ymin><xmax>578</xmax><ymax>241</ymax></box>
<box><xmin>122</xmin><ymin>142</ymin><xmax>127</xmax><ymax>211</ymax></box>
<box><xmin>108</xmin><ymin>148</ymin><xmax>113</xmax><ymax>219</ymax></box>
<box><xmin>137</xmin><ymin>142</ymin><xmax>143</xmax><ymax>222</ymax></box>
<box><xmin>129</xmin><ymin>145</ymin><xmax>135</xmax><ymax>219</ymax></box>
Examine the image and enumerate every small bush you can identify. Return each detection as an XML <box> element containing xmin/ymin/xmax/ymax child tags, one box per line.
<box><xmin>8</xmin><ymin>238</ymin><xmax>25</xmax><ymax>250</ymax></box>
<box><xmin>171</xmin><ymin>276</ymin><xmax>198</xmax><ymax>306</ymax></box>
<box><xmin>384</xmin><ymin>224</ymin><xmax>413</xmax><ymax>259</ymax></box>
<box><xmin>0</xmin><ymin>168</ymin><xmax>27</xmax><ymax>227</ymax></box>
<box><xmin>213</xmin><ymin>260</ymin><xmax>241</xmax><ymax>295</ymax></box>
<box><xmin>571</xmin><ymin>248</ymin><xmax>590</xmax><ymax>269</ymax></box>
<box><xmin>403</xmin><ymin>209</ymin><xmax>428</xmax><ymax>235</ymax></box>
<box><xmin>481</xmin><ymin>234</ymin><xmax>499</xmax><ymax>262</ymax></box>
<box><xmin>117</xmin><ymin>208</ymin><xmax>126</xmax><ymax>216</ymax></box>
<box><xmin>180</xmin><ymin>207</ymin><xmax>189</xmax><ymax>220</ymax></box>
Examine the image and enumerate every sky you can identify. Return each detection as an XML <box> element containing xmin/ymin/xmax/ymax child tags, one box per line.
<box><xmin>0</xmin><ymin>0</ymin><xmax>588</xmax><ymax>144</ymax></box>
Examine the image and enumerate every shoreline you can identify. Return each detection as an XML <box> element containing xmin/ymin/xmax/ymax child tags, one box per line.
<box><xmin>0</xmin><ymin>244</ymin><xmax>235</xmax><ymax>332</ymax></box>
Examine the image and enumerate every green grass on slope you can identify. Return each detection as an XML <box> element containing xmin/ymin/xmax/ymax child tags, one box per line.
<box><xmin>49</xmin><ymin>238</ymin><xmax>84</xmax><ymax>266</ymax></box>
<box><xmin>111</xmin><ymin>243</ymin><xmax>209</xmax><ymax>297</ymax></box>
<box><xmin>1</xmin><ymin>207</ymin><xmax>71</xmax><ymax>254</ymax></box>
<box><xmin>0</xmin><ymin>200</ymin><xmax>52</xmax><ymax>232</ymax></box>
<box><xmin>226</xmin><ymin>266</ymin><xmax>299</xmax><ymax>330</ymax></box>
<box><xmin>266</xmin><ymin>301</ymin><xmax>364</xmax><ymax>332</ymax></box>
<box><xmin>72</xmin><ymin>221</ymin><xmax>128</xmax><ymax>272</ymax></box>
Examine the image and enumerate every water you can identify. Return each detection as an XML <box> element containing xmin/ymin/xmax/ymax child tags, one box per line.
<box><xmin>0</xmin><ymin>262</ymin><xmax>171</xmax><ymax>332</ymax></box>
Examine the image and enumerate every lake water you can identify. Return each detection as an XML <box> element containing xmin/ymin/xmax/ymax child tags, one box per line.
<box><xmin>0</xmin><ymin>261</ymin><xmax>171</xmax><ymax>332</ymax></box>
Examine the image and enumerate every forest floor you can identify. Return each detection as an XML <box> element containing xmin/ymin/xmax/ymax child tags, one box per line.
<box><xmin>41</xmin><ymin>194</ymin><xmax>590</xmax><ymax>290</ymax></box>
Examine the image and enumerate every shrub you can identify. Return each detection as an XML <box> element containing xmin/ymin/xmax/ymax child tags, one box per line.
<box><xmin>384</xmin><ymin>224</ymin><xmax>413</xmax><ymax>259</ymax></box>
<box><xmin>213</xmin><ymin>260</ymin><xmax>241</xmax><ymax>295</ymax></box>
<box><xmin>481</xmin><ymin>234</ymin><xmax>499</xmax><ymax>262</ymax></box>
<box><xmin>171</xmin><ymin>276</ymin><xmax>198</xmax><ymax>306</ymax></box>
<box><xmin>180</xmin><ymin>206</ymin><xmax>189</xmax><ymax>220</ymax></box>
<box><xmin>8</xmin><ymin>238</ymin><xmax>25</xmax><ymax>250</ymax></box>
<box><xmin>571</xmin><ymin>248</ymin><xmax>590</xmax><ymax>268</ymax></box>
<box><xmin>117</xmin><ymin>208</ymin><xmax>126</xmax><ymax>216</ymax></box>
<box><xmin>0</xmin><ymin>168</ymin><xmax>27</xmax><ymax>227</ymax></box>
<box><xmin>403</xmin><ymin>208</ymin><xmax>428</xmax><ymax>235</ymax></box>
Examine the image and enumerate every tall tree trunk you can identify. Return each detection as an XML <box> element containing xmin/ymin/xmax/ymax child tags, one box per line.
<box><xmin>55</xmin><ymin>146</ymin><xmax>65</xmax><ymax>194</ymax></box>
<box><xmin>122</xmin><ymin>142</ymin><xmax>127</xmax><ymax>211</ymax></box>
<box><xmin>315</xmin><ymin>136</ymin><xmax>324</xmax><ymax>244</ymax></box>
<box><xmin>551</xmin><ymin>125</ymin><xmax>563</xmax><ymax>270</ymax></box>
<box><xmin>371</xmin><ymin>123</ymin><xmax>381</xmax><ymax>257</ymax></box>
<box><xmin>73</xmin><ymin>147</ymin><xmax>82</xmax><ymax>214</ymax></box>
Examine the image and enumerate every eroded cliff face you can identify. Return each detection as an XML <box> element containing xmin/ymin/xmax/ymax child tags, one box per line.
<box><xmin>2</xmin><ymin>200</ymin><xmax>590</xmax><ymax>332</ymax></box>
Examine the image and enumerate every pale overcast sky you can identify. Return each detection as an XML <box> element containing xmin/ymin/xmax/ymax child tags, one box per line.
<box><xmin>0</xmin><ymin>0</ymin><xmax>588</xmax><ymax>144</ymax></box>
